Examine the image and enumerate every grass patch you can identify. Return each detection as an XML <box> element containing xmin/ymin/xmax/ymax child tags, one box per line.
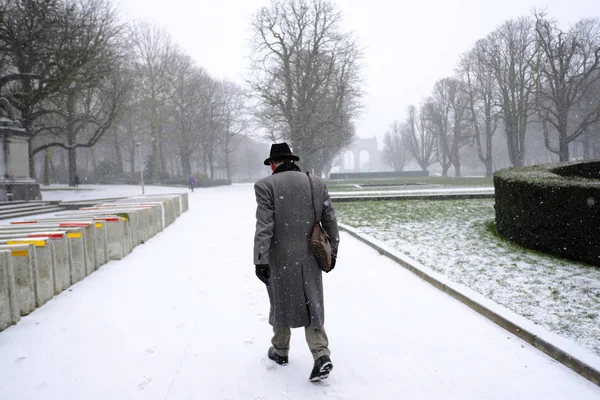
<box><xmin>328</xmin><ymin>176</ymin><xmax>493</xmax><ymax>192</ymax></box>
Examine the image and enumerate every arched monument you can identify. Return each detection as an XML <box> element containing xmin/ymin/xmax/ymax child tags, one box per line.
<box><xmin>338</xmin><ymin>137</ymin><xmax>383</xmax><ymax>172</ymax></box>
<box><xmin>0</xmin><ymin>97</ymin><xmax>41</xmax><ymax>201</ymax></box>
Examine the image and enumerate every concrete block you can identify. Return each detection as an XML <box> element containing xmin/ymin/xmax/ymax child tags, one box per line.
<box><xmin>0</xmin><ymin>238</ymin><xmax>55</xmax><ymax>307</ymax></box>
<box><xmin>0</xmin><ymin>228</ymin><xmax>87</xmax><ymax>284</ymax></box>
<box><xmin>0</xmin><ymin>250</ymin><xmax>20</xmax><ymax>331</ymax></box>
<box><xmin>36</xmin><ymin>220</ymin><xmax>105</xmax><ymax>270</ymax></box>
<box><xmin>0</xmin><ymin>244</ymin><xmax>39</xmax><ymax>313</ymax></box>
<box><xmin>53</xmin><ymin>215</ymin><xmax>125</xmax><ymax>261</ymax></box>
<box><xmin>123</xmin><ymin>196</ymin><xmax>181</xmax><ymax>226</ymax></box>
<box><xmin>97</xmin><ymin>205</ymin><xmax>157</xmax><ymax>239</ymax></box>
<box><xmin>89</xmin><ymin>217</ymin><xmax>125</xmax><ymax>260</ymax></box>
<box><xmin>26</xmin><ymin>233</ymin><xmax>71</xmax><ymax>294</ymax></box>
<box><xmin>0</xmin><ymin>226</ymin><xmax>88</xmax><ymax>285</ymax></box>
<box><xmin>61</xmin><ymin>210</ymin><xmax>143</xmax><ymax>247</ymax></box>
<box><xmin>10</xmin><ymin>221</ymin><xmax>95</xmax><ymax>277</ymax></box>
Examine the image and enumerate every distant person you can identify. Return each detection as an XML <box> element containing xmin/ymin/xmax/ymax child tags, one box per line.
<box><xmin>253</xmin><ymin>142</ymin><xmax>340</xmax><ymax>382</ymax></box>
<box><xmin>188</xmin><ymin>175</ymin><xmax>197</xmax><ymax>192</ymax></box>
<box><xmin>74</xmin><ymin>175</ymin><xmax>80</xmax><ymax>190</ymax></box>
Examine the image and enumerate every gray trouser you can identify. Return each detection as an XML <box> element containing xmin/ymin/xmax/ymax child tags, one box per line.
<box><xmin>271</xmin><ymin>326</ymin><xmax>330</xmax><ymax>360</ymax></box>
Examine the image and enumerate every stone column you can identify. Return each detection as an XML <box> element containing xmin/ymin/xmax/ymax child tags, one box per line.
<box><xmin>0</xmin><ymin>119</ymin><xmax>41</xmax><ymax>201</ymax></box>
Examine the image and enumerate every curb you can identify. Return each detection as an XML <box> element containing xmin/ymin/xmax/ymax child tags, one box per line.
<box><xmin>339</xmin><ymin>223</ymin><xmax>600</xmax><ymax>387</ymax></box>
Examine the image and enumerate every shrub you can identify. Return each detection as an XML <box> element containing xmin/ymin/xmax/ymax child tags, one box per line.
<box><xmin>494</xmin><ymin>161</ymin><xmax>600</xmax><ymax>267</ymax></box>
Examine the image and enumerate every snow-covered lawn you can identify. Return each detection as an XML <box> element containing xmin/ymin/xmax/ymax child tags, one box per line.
<box><xmin>335</xmin><ymin>199</ymin><xmax>600</xmax><ymax>356</ymax></box>
<box><xmin>328</xmin><ymin>177</ymin><xmax>494</xmax><ymax>193</ymax></box>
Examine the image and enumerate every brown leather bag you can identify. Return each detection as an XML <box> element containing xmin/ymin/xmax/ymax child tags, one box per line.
<box><xmin>307</xmin><ymin>172</ymin><xmax>332</xmax><ymax>272</ymax></box>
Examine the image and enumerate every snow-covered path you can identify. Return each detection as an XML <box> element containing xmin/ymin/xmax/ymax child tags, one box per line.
<box><xmin>0</xmin><ymin>184</ymin><xmax>598</xmax><ymax>399</ymax></box>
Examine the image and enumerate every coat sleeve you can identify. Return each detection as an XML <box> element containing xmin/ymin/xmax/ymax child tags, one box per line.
<box><xmin>320</xmin><ymin>182</ymin><xmax>340</xmax><ymax>257</ymax></box>
<box><xmin>254</xmin><ymin>180</ymin><xmax>274</xmax><ymax>265</ymax></box>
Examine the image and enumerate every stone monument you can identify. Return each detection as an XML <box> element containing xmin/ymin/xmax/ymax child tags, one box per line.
<box><xmin>0</xmin><ymin>97</ymin><xmax>41</xmax><ymax>201</ymax></box>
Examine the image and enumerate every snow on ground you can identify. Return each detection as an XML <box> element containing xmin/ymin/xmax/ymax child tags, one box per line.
<box><xmin>0</xmin><ymin>184</ymin><xmax>599</xmax><ymax>399</ymax></box>
<box><xmin>335</xmin><ymin>199</ymin><xmax>600</xmax><ymax>357</ymax></box>
<box><xmin>40</xmin><ymin>184</ymin><xmax>188</xmax><ymax>202</ymax></box>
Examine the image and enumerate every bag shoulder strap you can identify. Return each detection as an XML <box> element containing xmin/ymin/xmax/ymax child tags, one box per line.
<box><xmin>306</xmin><ymin>172</ymin><xmax>320</xmax><ymax>224</ymax></box>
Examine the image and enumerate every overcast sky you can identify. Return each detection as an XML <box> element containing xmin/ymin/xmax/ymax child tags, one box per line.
<box><xmin>118</xmin><ymin>0</ymin><xmax>600</xmax><ymax>144</ymax></box>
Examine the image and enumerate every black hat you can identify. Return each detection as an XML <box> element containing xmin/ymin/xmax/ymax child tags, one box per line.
<box><xmin>263</xmin><ymin>142</ymin><xmax>300</xmax><ymax>165</ymax></box>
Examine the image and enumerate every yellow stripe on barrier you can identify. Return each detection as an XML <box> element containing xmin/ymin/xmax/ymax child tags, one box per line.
<box><xmin>121</xmin><ymin>217</ymin><xmax>127</xmax><ymax>221</ymax></box>
<box><xmin>95</xmin><ymin>223</ymin><xmax>103</xmax><ymax>229</ymax></box>
<box><xmin>7</xmin><ymin>240</ymin><xmax>45</xmax><ymax>247</ymax></box>
<box><xmin>67</xmin><ymin>232</ymin><xmax>82</xmax><ymax>239</ymax></box>
<box><xmin>11</xmin><ymin>249</ymin><xmax>28</xmax><ymax>257</ymax></box>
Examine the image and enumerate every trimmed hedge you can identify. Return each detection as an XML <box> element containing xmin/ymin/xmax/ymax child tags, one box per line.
<box><xmin>493</xmin><ymin>161</ymin><xmax>600</xmax><ymax>267</ymax></box>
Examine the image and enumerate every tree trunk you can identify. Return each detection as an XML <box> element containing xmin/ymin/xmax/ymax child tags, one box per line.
<box><xmin>130</xmin><ymin>144</ymin><xmax>136</xmax><ymax>175</ymax></box>
<box><xmin>68</xmin><ymin>147</ymin><xmax>77</xmax><ymax>186</ymax></box>
<box><xmin>559</xmin><ymin>139</ymin><xmax>570</xmax><ymax>162</ymax></box>
<box><xmin>180</xmin><ymin>151</ymin><xmax>191</xmax><ymax>178</ymax></box>
<box><xmin>28</xmin><ymin>140</ymin><xmax>36</xmax><ymax>180</ymax></box>
<box><xmin>90</xmin><ymin>147</ymin><xmax>97</xmax><ymax>180</ymax></box>
<box><xmin>485</xmin><ymin>159</ymin><xmax>493</xmax><ymax>178</ymax></box>
<box><xmin>593</xmin><ymin>139</ymin><xmax>600</xmax><ymax>159</ymax></box>
<box><xmin>114</xmin><ymin>130</ymin><xmax>124</xmax><ymax>173</ymax></box>
<box><xmin>151</xmin><ymin>95</ymin><xmax>160</xmax><ymax>182</ymax></box>
<box><xmin>442</xmin><ymin>164</ymin><xmax>450</xmax><ymax>177</ymax></box>
<box><xmin>453</xmin><ymin>161</ymin><xmax>461</xmax><ymax>177</ymax></box>
<box><xmin>159</xmin><ymin>129</ymin><xmax>166</xmax><ymax>179</ymax></box>
<box><xmin>224</xmin><ymin>151</ymin><xmax>231</xmax><ymax>181</ymax></box>
<box><xmin>582</xmin><ymin>135</ymin><xmax>591</xmax><ymax>160</ymax></box>
<box><xmin>43</xmin><ymin>148</ymin><xmax>51</xmax><ymax>186</ymax></box>
<box><xmin>209</xmin><ymin>157</ymin><xmax>215</xmax><ymax>179</ymax></box>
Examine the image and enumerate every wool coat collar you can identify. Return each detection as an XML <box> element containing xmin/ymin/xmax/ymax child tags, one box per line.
<box><xmin>272</xmin><ymin>162</ymin><xmax>301</xmax><ymax>174</ymax></box>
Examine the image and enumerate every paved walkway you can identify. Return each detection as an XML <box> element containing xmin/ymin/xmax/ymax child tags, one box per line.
<box><xmin>0</xmin><ymin>184</ymin><xmax>598</xmax><ymax>399</ymax></box>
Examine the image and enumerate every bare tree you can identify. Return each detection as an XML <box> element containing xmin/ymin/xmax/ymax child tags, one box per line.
<box><xmin>165</xmin><ymin>50</ymin><xmax>212</xmax><ymax>178</ymax></box>
<box><xmin>0</xmin><ymin>0</ymin><xmax>126</xmax><ymax>178</ymax></box>
<box><xmin>485</xmin><ymin>17</ymin><xmax>538</xmax><ymax>167</ymax></box>
<box><xmin>405</xmin><ymin>105</ymin><xmax>437</xmax><ymax>172</ymax></box>
<box><xmin>32</xmin><ymin>69</ymin><xmax>128</xmax><ymax>185</ymax></box>
<box><xmin>200</xmin><ymin>79</ymin><xmax>224</xmax><ymax>178</ymax></box>
<box><xmin>459</xmin><ymin>39</ymin><xmax>500</xmax><ymax>177</ymax></box>
<box><xmin>218</xmin><ymin>81</ymin><xmax>250</xmax><ymax>181</ymax></box>
<box><xmin>573</xmin><ymin>70</ymin><xmax>600</xmax><ymax>160</ymax></box>
<box><xmin>27</xmin><ymin>0</ymin><xmax>128</xmax><ymax>185</ymax></box>
<box><xmin>534</xmin><ymin>13</ymin><xmax>600</xmax><ymax>161</ymax></box>
<box><xmin>131</xmin><ymin>22</ymin><xmax>174</xmax><ymax>182</ymax></box>
<box><xmin>382</xmin><ymin>121</ymin><xmax>409</xmax><ymax>172</ymax></box>
<box><xmin>248</xmin><ymin>0</ymin><xmax>362</xmax><ymax>172</ymax></box>
<box><xmin>423</xmin><ymin>84</ymin><xmax>453</xmax><ymax>176</ymax></box>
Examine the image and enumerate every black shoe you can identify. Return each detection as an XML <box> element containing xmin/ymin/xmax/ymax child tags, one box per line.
<box><xmin>309</xmin><ymin>355</ymin><xmax>333</xmax><ymax>382</ymax></box>
<box><xmin>268</xmin><ymin>346</ymin><xmax>288</xmax><ymax>365</ymax></box>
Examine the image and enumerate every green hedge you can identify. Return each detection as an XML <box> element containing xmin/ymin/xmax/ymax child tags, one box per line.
<box><xmin>493</xmin><ymin>161</ymin><xmax>600</xmax><ymax>267</ymax></box>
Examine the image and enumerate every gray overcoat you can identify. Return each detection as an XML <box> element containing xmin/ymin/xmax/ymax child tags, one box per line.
<box><xmin>254</xmin><ymin>168</ymin><xmax>339</xmax><ymax>328</ymax></box>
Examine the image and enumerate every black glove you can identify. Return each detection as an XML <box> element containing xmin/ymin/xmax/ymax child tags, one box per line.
<box><xmin>328</xmin><ymin>256</ymin><xmax>336</xmax><ymax>272</ymax></box>
<box><xmin>256</xmin><ymin>264</ymin><xmax>270</xmax><ymax>285</ymax></box>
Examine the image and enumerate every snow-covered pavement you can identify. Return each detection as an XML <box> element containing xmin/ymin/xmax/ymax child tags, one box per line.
<box><xmin>0</xmin><ymin>184</ymin><xmax>598</xmax><ymax>399</ymax></box>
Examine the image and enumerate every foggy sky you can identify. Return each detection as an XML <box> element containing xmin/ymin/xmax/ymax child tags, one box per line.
<box><xmin>119</xmin><ymin>0</ymin><xmax>600</xmax><ymax>144</ymax></box>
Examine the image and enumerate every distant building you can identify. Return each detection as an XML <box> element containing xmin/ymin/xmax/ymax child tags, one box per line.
<box><xmin>331</xmin><ymin>136</ymin><xmax>387</xmax><ymax>173</ymax></box>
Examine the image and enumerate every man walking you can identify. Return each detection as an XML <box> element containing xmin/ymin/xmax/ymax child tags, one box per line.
<box><xmin>253</xmin><ymin>142</ymin><xmax>339</xmax><ymax>382</ymax></box>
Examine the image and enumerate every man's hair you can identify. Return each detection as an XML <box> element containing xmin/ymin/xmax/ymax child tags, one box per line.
<box><xmin>271</xmin><ymin>158</ymin><xmax>295</xmax><ymax>165</ymax></box>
